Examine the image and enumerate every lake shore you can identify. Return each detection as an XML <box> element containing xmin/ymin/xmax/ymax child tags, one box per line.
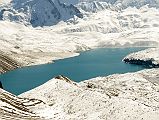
<box><xmin>1</xmin><ymin>47</ymin><xmax>148</xmax><ymax>95</ymax></box>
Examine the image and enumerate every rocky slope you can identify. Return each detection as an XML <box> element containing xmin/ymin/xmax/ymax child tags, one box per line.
<box><xmin>17</xmin><ymin>69</ymin><xmax>159</xmax><ymax>120</ymax></box>
<box><xmin>0</xmin><ymin>51</ymin><xmax>21</xmax><ymax>73</ymax></box>
<box><xmin>1</xmin><ymin>68</ymin><xmax>159</xmax><ymax>120</ymax></box>
<box><xmin>2</xmin><ymin>70</ymin><xmax>159</xmax><ymax>120</ymax></box>
<box><xmin>0</xmin><ymin>88</ymin><xmax>46</xmax><ymax>120</ymax></box>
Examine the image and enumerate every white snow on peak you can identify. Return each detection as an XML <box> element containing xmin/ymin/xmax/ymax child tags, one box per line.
<box><xmin>0</xmin><ymin>0</ymin><xmax>83</xmax><ymax>27</ymax></box>
<box><xmin>1</xmin><ymin>0</ymin><xmax>159</xmax><ymax>27</ymax></box>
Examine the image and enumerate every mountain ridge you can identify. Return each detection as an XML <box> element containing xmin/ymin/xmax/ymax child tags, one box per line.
<box><xmin>1</xmin><ymin>0</ymin><xmax>159</xmax><ymax>27</ymax></box>
<box><xmin>0</xmin><ymin>0</ymin><xmax>83</xmax><ymax>27</ymax></box>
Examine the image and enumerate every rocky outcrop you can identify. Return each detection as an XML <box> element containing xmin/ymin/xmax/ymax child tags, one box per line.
<box><xmin>0</xmin><ymin>88</ymin><xmax>45</xmax><ymax>120</ymax></box>
<box><xmin>55</xmin><ymin>75</ymin><xmax>78</xmax><ymax>85</ymax></box>
<box><xmin>0</xmin><ymin>52</ymin><xmax>21</xmax><ymax>74</ymax></box>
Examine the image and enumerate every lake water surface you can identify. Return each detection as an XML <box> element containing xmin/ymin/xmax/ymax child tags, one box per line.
<box><xmin>0</xmin><ymin>47</ymin><xmax>147</xmax><ymax>95</ymax></box>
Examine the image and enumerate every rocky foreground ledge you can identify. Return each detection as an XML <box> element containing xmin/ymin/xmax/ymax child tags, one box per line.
<box><xmin>0</xmin><ymin>88</ymin><xmax>46</xmax><ymax>120</ymax></box>
<box><xmin>123</xmin><ymin>48</ymin><xmax>159</xmax><ymax>67</ymax></box>
<box><xmin>1</xmin><ymin>69</ymin><xmax>158</xmax><ymax>120</ymax></box>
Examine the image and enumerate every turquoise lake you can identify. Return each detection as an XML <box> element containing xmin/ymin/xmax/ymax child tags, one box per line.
<box><xmin>0</xmin><ymin>47</ymin><xmax>147</xmax><ymax>95</ymax></box>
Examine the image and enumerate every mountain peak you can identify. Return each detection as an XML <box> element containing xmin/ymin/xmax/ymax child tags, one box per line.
<box><xmin>0</xmin><ymin>0</ymin><xmax>83</xmax><ymax>27</ymax></box>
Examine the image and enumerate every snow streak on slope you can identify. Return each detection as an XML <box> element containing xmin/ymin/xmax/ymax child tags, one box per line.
<box><xmin>77</xmin><ymin>1</ymin><xmax>113</xmax><ymax>12</ymax></box>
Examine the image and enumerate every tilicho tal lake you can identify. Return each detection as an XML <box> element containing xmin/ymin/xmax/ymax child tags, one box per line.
<box><xmin>0</xmin><ymin>47</ymin><xmax>148</xmax><ymax>95</ymax></box>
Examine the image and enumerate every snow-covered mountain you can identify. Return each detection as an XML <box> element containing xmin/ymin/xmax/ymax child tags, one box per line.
<box><xmin>116</xmin><ymin>0</ymin><xmax>159</xmax><ymax>8</ymax></box>
<box><xmin>0</xmin><ymin>0</ymin><xmax>83</xmax><ymax>27</ymax></box>
<box><xmin>77</xmin><ymin>0</ymin><xmax>159</xmax><ymax>12</ymax></box>
<box><xmin>1</xmin><ymin>5</ymin><xmax>159</xmax><ymax>72</ymax></box>
<box><xmin>1</xmin><ymin>0</ymin><xmax>159</xmax><ymax>27</ymax></box>
<box><xmin>1</xmin><ymin>0</ymin><xmax>159</xmax><ymax>119</ymax></box>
